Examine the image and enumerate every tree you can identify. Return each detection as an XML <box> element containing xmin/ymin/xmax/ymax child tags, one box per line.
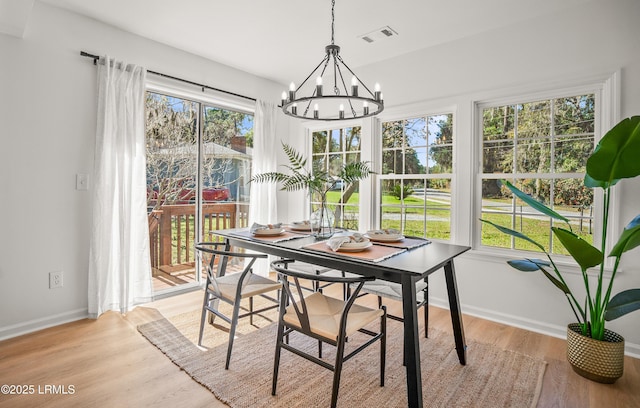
<box><xmin>482</xmin><ymin>105</ymin><xmax>515</xmax><ymax>197</ymax></box>
<box><xmin>427</xmin><ymin>114</ymin><xmax>453</xmax><ymax>173</ymax></box>
<box><xmin>145</xmin><ymin>93</ymin><xmax>254</xmax><ymax>209</ymax></box>
<box><xmin>381</xmin><ymin>120</ymin><xmax>425</xmax><ymax>176</ymax></box>
<box><xmin>203</xmin><ymin>106</ymin><xmax>254</xmax><ymax>147</ymax></box>
<box><xmin>146</xmin><ymin>93</ymin><xmax>199</xmax><ymax>209</ymax></box>
<box><xmin>392</xmin><ymin>183</ymin><xmax>414</xmax><ymax>199</ymax></box>
<box><xmin>481</xmin><ymin>94</ymin><xmax>595</xmax><ymax>207</ymax></box>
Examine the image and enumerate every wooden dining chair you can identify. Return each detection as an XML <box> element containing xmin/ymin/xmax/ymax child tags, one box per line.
<box><xmin>320</xmin><ymin>271</ymin><xmax>429</xmax><ymax>338</ymax></box>
<box><xmin>360</xmin><ymin>277</ymin><xmax>429</xmax><ymax>337</ymax></box>
<box><xmin>195</xmin><ymin>242</ymin><xmax>281</xmax><ymax>369</ymax></box>
<box><xmin>270</xmin><ymin>259</ymin><xmax>387</xmax><ymax>408</ymax></box>
<box><xmin>353</xmin><ymin>277</ymin><xmax>429</xmax><ymax>368</ymax></box>
<box><xmin>283</xmin><ymin>262</ymin><xmax>335</xmax><ymax>293</ymax></box>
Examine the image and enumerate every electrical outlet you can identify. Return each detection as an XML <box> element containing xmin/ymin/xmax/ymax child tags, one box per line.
<box><xmin>49</xmin><ymin>271</ymin><xmax>63</xmax><ymax>289</ymax></box>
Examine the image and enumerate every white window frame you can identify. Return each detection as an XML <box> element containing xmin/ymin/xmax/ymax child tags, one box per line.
<box><xmin>471</xmin><ymin>71</ymin><xmax>620</xmax><ymax>269</ymax></box>
<box><xmin>146</xmin><ymin>77</ymin><xmax>255</xmax><ymax>116</ymax></box>
<box><xmin>375</xmin><ymin>111</ymin><xmax>456</xmax><ymax>242</ymax></box>
<box><xmin>304</xmin><ymin>119</ymin><xmax>369</xmax><ymax>230</ymax></box>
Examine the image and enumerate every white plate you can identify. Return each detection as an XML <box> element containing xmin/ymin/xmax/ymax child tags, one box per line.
<box><xmin>290</xmin><ymin>221</ymin><xmax>312</xmax><ymax>231</ymax></box>
<box><xmin>336</xmin><ymin>242</ymin><xmax>373</xmax><ymax>252</ymax></box>
<box><xmin>252</xmin><ymin>228</ymin><xmax>285</xmax><ymax>236</ymax></box>
<box><xmin>366</xmin><ymin>234</ymin><xmax>405</xmax><ymax>242</ymax></box>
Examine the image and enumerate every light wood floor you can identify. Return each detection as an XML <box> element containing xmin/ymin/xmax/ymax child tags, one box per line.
<box><xmin>1</xmin><ymin>289</ymin><xmax>639</xmax><ymax>408</ymax></box>
<box><xmin>152</xmin><ymin>263</ymin><xmax>199</xmax><ymax>292</ymax></box>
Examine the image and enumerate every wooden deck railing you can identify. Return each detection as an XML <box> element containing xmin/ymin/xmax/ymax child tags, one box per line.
<box><xmin>148</xmin><ymin>202</ymin><xmax>249</xmax><ymax>269</ymax></box>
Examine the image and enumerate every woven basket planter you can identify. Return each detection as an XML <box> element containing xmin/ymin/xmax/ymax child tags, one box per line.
<box><xmin>567</xmin><ymin>323</ymin><xmax>625</xmax><ymax>384</ymax></box>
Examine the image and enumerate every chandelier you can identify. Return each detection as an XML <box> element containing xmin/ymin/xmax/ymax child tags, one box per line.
<box><xmin>281</xmin><ymin>0</ymin><xmax>384</xmax><ymax>121</ymax></box>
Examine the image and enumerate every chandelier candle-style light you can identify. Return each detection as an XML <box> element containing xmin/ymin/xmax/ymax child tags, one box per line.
<box><xmin>281</xmin><ymin>0</ymin><xmax>384</xmax><ymax>121</ymax></box>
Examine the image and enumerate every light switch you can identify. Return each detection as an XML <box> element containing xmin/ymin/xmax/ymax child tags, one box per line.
<box><xmin>76</xmin><ymin>173</ymin><xmax>89</xmax><ymax>190</ymax></box>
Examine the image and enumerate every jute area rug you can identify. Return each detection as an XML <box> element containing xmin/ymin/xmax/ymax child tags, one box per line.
<box><xmin>137</xmin><ymin>303</ymin><xmax>546</xmax><ymax>408</ymax></box>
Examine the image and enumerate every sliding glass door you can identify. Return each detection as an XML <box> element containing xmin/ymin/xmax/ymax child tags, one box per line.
<box><xmin>145</xmin><ymin>91</ymin><xmax>253</xmax><ymax>295</ymax></box>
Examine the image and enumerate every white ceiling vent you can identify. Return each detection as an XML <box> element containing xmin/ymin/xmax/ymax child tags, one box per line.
<box><xmin>358</xmin><ymin>26</ymin><xmax>398</xmax><ymax>44</ymax></box>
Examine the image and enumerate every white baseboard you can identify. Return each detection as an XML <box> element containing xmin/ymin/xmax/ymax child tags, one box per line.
<box><xmin>0</xmin><ymin>309</ymin><xmax>89</xmax><ymax>341</ymax></box>
<box><xmin>430</xmin><ymin>296</ymin><xmax>640</xmax><ymax>359</ymax></box>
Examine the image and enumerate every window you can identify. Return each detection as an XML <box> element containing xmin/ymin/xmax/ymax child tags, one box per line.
<box><xmin>146</xmin><ymin>93</ymin><xmax>253</xmax><ymax>210</ymax></box>
<box><xmin>145</xmin><ymin>90</ymin><xmax>253</xmax><ymax>293</ymax></box>
<box><xmin>379</xmin><ymin>114</ymin><xmax>454</xmax><ymax>240</ymax></box>
<box><xmin>202</xmin><ymin>105</ymin><xmax>254</xmax><ymax>204</ymax></box>
<box><xmin>311</xmin><ymin>126</ymin><xmax>362</xmax><ymax>229</ymax></box>
<box><xmin>478</xmin><ymin>94</ymin><xmax>595</xmax><ymax>255</ymax></box>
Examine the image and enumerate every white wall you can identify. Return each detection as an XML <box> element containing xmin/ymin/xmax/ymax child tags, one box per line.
<box><xmin>0</xmin><ymin>1</ymin><xmax>284</xmax><ymax>338</ymax></box>
<box><xmin>2</xmin><ymin>0</ymin><xmax>638</xmax><ymax>357</ymax></box>
<box><xmin>347</xmin><ymin>0</ymin><xmax>640</xmax><ymax>355</ymax></box>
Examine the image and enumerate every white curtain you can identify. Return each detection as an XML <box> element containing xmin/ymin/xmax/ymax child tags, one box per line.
<box><xmin>88</xmin><ymin>56</ymin><xmax>152</xmax><ymax>317</ymax></box>
<box><xmin>249</xmin><ymin>100</ymin><xmax>278</xmax><ymax>275</ymax></box>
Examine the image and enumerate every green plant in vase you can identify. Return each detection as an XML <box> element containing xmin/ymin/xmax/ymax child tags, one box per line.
<box><xmin>251</xmin><ymin>142</ymin><xmax>372</xmax><ymax>237</ymax></box>
<box><xmin>481</xmin><ymin>116</ymin><xmax>640</xmax><ymax>383</ymax></box>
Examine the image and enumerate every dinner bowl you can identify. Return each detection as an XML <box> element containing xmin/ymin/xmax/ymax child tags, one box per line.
<box><xmin>366</xmin><ymin>230</ymin><xmax>404</xmax><ymax>242</ymax></box>
<box><xmin>290</xmin><ymin>221</ymin><xmax>312</xmax><ymax>231</ymax></box>
<box><xmin>253</xmin><ymin>228</ymin><xmax>285</xmax><ymax>236</ymax></box>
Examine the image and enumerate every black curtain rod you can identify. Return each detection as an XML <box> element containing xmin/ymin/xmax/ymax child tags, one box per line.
<box><xmin>80</xmin><ymin>51</ymin><xmax>257</xmax><ymax>103</ymax></box>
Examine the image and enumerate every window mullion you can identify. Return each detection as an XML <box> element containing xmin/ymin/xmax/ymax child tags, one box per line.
<box><xmin>511</xmin><ymin>104</ymin><xmax>518</xmax><ymax>249</ymax></box>
<box><xmin>549</xmin><ymin>99</ymin><xmax>556</xmax><ymax>252</ymax></box>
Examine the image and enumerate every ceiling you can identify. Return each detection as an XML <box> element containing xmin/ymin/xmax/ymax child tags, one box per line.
<box><xmin>10</xmin><ymin>0</ymin><xmax>593</xmax><ymax>85</ymax></box>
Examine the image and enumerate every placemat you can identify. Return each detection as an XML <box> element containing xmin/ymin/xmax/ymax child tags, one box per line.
<box><xmin>303</xmin><ymin>241</ymin><xmax>406</xmax><ymax>263</ymax></box>
<box><xmin>369</xmin><ymin>237</ymin><xmax>431</xmax><ymax>250</ymax></box>
<box><xmin>230</xmin><ymin>229</ymin><xmax>310</xmax><ymax>243</ymax></box>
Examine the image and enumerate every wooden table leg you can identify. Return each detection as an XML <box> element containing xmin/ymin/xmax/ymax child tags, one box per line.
<box><xmin>444</xmin><ymin>260</ymin><xmax>467</xmax><ymax>365</ymax></box>
<box><xmin>401</xmin><ymin>274</ymin><xmax>423</xmax><ymax>408</ymax></box>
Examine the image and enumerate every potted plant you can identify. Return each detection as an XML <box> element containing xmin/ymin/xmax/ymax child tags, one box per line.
<box><xmin>481</xmin><ymin>116</ymin><xmax>640</xmax><ymax>383</ymax></box>
<box><xmin>251</xmin><ymin>142</ymin><xmax>372</xmax><ymax>237</ymax></box>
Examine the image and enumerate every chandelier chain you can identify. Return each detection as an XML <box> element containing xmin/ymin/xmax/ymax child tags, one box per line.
<box><xmin>331</xmin><ymin>0</ymin><xmax>335</xmax><ymax>45</ymax></box>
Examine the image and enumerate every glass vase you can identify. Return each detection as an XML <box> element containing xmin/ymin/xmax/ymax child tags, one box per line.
<box><xmin>310</xmin><ymin>195</ymin><xmax>335</xmax><ymax>238</ymax></box>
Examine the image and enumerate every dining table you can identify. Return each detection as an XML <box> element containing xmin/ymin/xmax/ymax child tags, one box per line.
<box><xmin>210</xmin><ymin>227</ymin><xmax>471</xmax><ymax>408</ymax></box>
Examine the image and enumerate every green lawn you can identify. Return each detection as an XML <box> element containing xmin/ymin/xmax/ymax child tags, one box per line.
<box><xmin>480</xmin><ymin>210</ymin><xmax>593</xmax><ymax>255</ymax></box>
<box><xmin>324</xmin><ymin>192</ymin><xmax>452</xmax><ymax>239</ymax></box>
<box><xmin>326</xmin><ymin>190</ymin><xmax>359</xmax><ymax>204</ymax></box>
<box><xmin>378</xmin><ymin>193</ymin><xmax>592</xmax><ymax>254</ymax></box>
<box><xmin>380</xmin><ymin>218</ymin><xmax>451</xmax><ymax>240</ymax></box>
